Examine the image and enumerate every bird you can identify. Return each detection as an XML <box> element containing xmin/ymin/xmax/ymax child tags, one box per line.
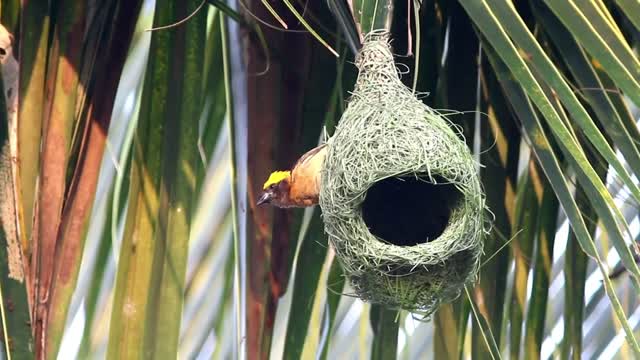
<box><xmin>257</xmin><ymin>144</ymin><xmax>327</xmax><ymax>208</ymax></box>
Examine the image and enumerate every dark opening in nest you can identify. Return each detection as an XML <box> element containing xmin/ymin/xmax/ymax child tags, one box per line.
<box><xmin>362</xmin><ymin>175</ymin><xmax>463</xmax><ymax>247</ymax></box>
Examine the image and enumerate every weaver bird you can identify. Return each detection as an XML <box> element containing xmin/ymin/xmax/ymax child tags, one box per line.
<box><xmin>257</xmin><ymin>144</ymin><xmax>327</xmax><ymax>208</ymax></box>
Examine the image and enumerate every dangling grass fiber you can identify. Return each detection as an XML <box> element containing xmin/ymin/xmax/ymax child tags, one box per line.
<box><xmin>319</xmin><ymin>31</ymin><xmax>487</xmax><ymax>316</ymax></box>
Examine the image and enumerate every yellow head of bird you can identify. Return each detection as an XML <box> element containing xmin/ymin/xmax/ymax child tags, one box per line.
<box><xmin>258</xmin><ymin>171</ymin><xmax>291</xmax><ymax>206</ymax></box>
<box><xmin>263</xmin><ymin>171</ymin><xmax>290</xmax><ymax>190</ymax></box>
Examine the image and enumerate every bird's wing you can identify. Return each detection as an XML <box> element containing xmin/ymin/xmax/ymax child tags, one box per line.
<box><xmin>290</xmin><ymin>144</ymin><xmax>327</xmax><ymax>192</ymax></box>
<box><xmin>289</xmin><ymin>144</ymin><xmax>327</xmax><ymax>205</ymax></box>
<box><xmin>293</xmin><ymin>143</ymin><xmax>327</xmax><ymax>170</ymax></box>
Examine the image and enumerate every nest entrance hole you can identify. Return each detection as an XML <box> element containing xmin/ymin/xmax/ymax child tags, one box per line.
<box><xmin>362</xmin><ymin>175</ymin><xmax>463</xmax><ymax>247</ymax></box>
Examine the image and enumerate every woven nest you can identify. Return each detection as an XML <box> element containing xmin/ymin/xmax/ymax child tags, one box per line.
<box><xmin>319</xmin><ymin>32</ymin><xmax>487</xmax><ymax>316</ymax></box>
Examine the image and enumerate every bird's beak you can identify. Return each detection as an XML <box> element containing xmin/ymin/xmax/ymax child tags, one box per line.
<box><xmin>257</xmin><ymin>191</ymin><xmax>272</xmax><ymax>206</ymax></box>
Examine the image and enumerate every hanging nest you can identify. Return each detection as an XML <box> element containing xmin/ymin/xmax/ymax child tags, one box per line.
<box><xmin>319</xmin><ymin>32</ymin><xmax>487</xmax><ymax>316</ymax></box>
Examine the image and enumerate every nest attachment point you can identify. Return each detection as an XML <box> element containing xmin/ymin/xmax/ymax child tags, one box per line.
<box><xmin>319</xmin><ymin>32</ymin><xmax>487</xmax><ymax>316</ymax></box>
